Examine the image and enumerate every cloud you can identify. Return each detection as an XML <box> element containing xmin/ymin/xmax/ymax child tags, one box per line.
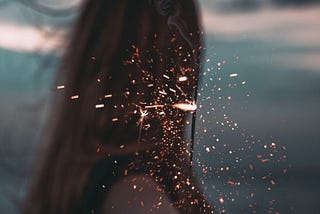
<box><xmin>201</xmin><ymin>5</ymin><xmax>320</xmax><ymax>71</ymax></box>
<box><xmin>0</xmin><ymin>1</ymin><xmax>78</xmax><ymax>53</ymax></box>
<box><xmin>0</xmin><ymin>22</ymin><xmax>64</xmax><ymax>53</ymax></box>
<box><xmin>201</xmin><ymin>5</ymin><xmax>320</xmax><ymax>47</ymax></box>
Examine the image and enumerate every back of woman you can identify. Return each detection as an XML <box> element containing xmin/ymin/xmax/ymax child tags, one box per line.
<box><xmin>24</xmin><ymin>1</ymin><xmax>214</xmax><ymax>213</ymax></box>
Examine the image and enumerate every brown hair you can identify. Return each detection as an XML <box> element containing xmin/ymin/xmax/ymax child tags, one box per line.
<box><xmin>24</xmin><ymin>0</ymin><xmax>213</xmax><ymax>213</ymax></box>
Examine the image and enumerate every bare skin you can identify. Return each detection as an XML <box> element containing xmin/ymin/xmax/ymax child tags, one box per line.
<box><xmin>102</xmin><ymin>175</ymin><xmax>178</xmax><ymax>214</ymax></box>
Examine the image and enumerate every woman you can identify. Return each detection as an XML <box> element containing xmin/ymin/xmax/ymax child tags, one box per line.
<box><xmin>24</xmin><ymin>0</ymin><xmax>214</xmax><ymax>213</ymax></box>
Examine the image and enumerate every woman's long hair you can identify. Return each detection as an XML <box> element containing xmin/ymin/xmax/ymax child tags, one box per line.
<box><xmin>24</xmin><ymin>0</ymin><xmax>213</xmax><ymax>213</ymax></box>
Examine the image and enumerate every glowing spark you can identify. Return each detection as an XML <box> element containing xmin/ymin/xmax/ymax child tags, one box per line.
<box><xmin>169</xmin><ymin>88</ymin><xmax>176</xmax><ymax>93</ymax></box>
<box><xmin>57</xmin><ymin>85</ymin><xmax>65</xmax><ymax>90</ymax></box>
<box><xmin>175</xmin><ymin>84</ymin><xmax>188</xmax><ymax>97</ymax></box>
<box><xmin>230</xmin><ymin>73</ymin><xmax>238</xmax><ymax>77</ymax></box>
<box><xmin>159</xmin><ymin>91</ymin><xmax>167</xmax><ymax>95</ymax></box>
<box><xmin>95</xmin><ymin>104</ymin><xmax>105</xmax><ymax>109</ymax></box>
<box><xmin>249</xmin><ymin>164</ymin><xmax>254</xmax><ymax>171</ymax></box>
<box><xmin>178</xmin><ymin>76</ymin><xmax>188</xmax><ymax>82</ymax></box>
<box><xmin>172</xmin><ymin>102</ymin><xmax>197</xmax><ymax>112</ymax></box>
<box><xmin>219</xmin><ymin>197</ymin><xmax>225</xmax><ymax>204</ymax></box>
<box><xmin>112</xmin><ymin>118</ymin><xmax>119</xmax><ymax>122</ymax></box>
<box><xmin>145</xmin><ymin>105</ymin><xmax>164</xmax><ymax>109</ymax></box>
<box><xmin>71</xmin><ymin>95</ymin><xmax>79</xmax><ymax>100</ymax></box>
<box><xmin>163</xmin><ymin>74</ymin><xmax>170</xmax><ymax>79</ymax></box>
<box><xmin>228</xmin><ymin>181</ymin><xmax>236</xmax><ymax>186</ymax></box>
<box><xmin>104</xmin><ymin>94</ymin><xmax>112</xmax><ymax>98</ymax></box>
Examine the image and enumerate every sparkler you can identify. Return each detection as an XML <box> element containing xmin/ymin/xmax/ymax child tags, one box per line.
<box><xmin>135</xmin><ymin>102</ymin><xmax>197</xmax><ymax>143</ymax></box>
<box><xmin>80</xmin><ymin>33</ymin><xmax>288</xmax><ymax>213</ymax></box>
<box><xmin>137</xmin><ymin>106</ymin><xmax>149</xmax><ymax>143</ymax></box>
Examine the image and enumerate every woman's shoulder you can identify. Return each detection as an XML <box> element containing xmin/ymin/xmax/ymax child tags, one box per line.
<box><xmin>101</xmin><ymin>174</ymin><xmax>178</xmax><ymax>214</ymax></box>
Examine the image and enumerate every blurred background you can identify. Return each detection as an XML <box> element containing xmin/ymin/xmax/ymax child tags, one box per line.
<box><xmin>0</xmin><ymin>0</ymin><xmax>319</xmax><ymax>213</ymax></box>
